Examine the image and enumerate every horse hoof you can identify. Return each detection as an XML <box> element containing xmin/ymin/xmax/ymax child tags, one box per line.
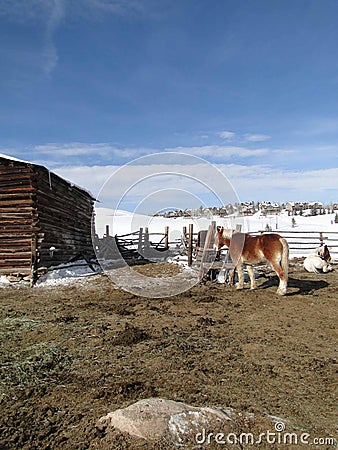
<box><xmin>277</xmin><ymin>289</ymin><xmax>286</xmax><ymax>296</ymax></box>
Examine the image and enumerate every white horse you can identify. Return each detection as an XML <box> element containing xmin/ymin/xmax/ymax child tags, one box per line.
<box><xmin>303</xmin><ymin>245</ymin><xmax>333</xmax><ymax>273</ymax></box>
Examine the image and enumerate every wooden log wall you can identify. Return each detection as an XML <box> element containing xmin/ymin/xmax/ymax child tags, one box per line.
<box><xmin>0</xmin><ymin>159</ymin><xmax>35</xmax><ymax>275</ymax></box>
<box><xmin>33</xmin><ymin>166</ymin><xmax>95</xmax><ymax>267</ymax></box>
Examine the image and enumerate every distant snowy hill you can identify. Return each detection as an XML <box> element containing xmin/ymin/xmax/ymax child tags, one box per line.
<box><xmin>95</xmin><ymin>207</ymin><xmax>338</xmax><ymax>235</ymax></box>
<box><xmin>94</xmin><ymin>207</ymin><xmax>212</xmax><ymax>240</ymax></box>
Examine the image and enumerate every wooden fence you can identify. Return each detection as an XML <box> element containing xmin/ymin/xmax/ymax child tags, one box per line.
<box><xmin>253</xmin><ymin>230</ymin><xmax>338</xmax><ymax>258</ymax></box>
<box><xmin>187</xmin><ymin>226</ymin><xmax>338</xmax><ymax>260</ymax></box>
<box><xmin>94</xmin><ymin>225</ymin><xmax>173</xmax><ymax>264</ymax></box>
<box><xmin>94</xmin><ymin>223</ymin><xmax>338</xmax><ymax>269</ymax></box>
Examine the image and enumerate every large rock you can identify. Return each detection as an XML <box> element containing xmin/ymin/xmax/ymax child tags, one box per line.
<box><xmin>97</xmin><ymin>397</ymin><xmax>234</xmax><ymax>445</ymax></box>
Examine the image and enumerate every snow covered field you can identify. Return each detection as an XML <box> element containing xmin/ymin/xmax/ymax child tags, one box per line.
<box><xmin>95</xmin><ymin>207</ymin><xmax>338</xmax><ymax>235</ymax></box>
<box><xmin>95</xmin><ymin>207</ymin><xmax>338</xmax><ymax>260</ymax></box>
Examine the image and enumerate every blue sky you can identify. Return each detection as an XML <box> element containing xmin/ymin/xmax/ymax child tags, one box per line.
<box><xmin>1</xmin><ymin>0</ymin><xmax>338</xmax><ymax>208</ymax></box>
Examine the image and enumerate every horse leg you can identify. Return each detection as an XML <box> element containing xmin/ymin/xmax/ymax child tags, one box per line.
<box><xmin>270</xmin><ymin>259</ymin><xmax>287</xmax><ymax>295</ymax></box>
<box><xmin>229</xmin><ymin>268</ymin><xmax>236</xmax><ymax>285</ymax></box>
<box><xmin>247</xmin><ymin>265</ymin><xmax>257</xmax><ymax>290</ymax></box>
<box><xmin>236</xmin><ymin>264</ymin><xmax>244</xmax><ymax>290</ymax></box>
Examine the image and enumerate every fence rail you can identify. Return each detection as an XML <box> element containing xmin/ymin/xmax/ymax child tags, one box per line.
<box><xmin>95</xmin><ymin>224</ymin><xmax>338</xmax><ymax>266</ymax></box>
<box><xmin>250</xmin><ymin>229</ymin><xmax>338</xmax><ymax>259</ymax></box>
<box><xmin>94</xmin><ymin>225</ymin><xmax>173</xmax><ymax>263</ymax></box>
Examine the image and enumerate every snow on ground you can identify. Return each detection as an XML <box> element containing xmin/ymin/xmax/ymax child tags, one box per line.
<box><xmin>235</xmin><ymin>210</ymin><xmax>338</xmax><ymax>234</ymax></box>
<box><xmin>0</xmin><ymin>260</ymin><xmax>102</xmax><ymax>288</ymax></box>
<box><xmin>0</xmin><ymin>276</ymin><xmax>11</xmax><ymax>285</ymax></box>
<box><xmin>95</xmin><ymin>207</ymin><xmax>338</xmax><ymax>237</ymax></box>
<box><xmin>35</xmin><ymin>260</ymin><xmax>102</xmax><ymax>287</ymax></box>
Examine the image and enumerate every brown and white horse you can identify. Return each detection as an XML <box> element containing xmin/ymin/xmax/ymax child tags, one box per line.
<box><xmin>215</xmin><ymin>227</ymin><xmax>289</xmax><ymax>295</ymax></box>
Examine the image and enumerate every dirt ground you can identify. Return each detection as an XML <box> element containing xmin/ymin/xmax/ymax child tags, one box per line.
<box><xmin>0</xmin><ymin>260</ymin><xmax>337</xmax><ymax>449</ymax></box>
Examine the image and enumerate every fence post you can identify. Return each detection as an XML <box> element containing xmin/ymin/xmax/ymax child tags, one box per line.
<box><xmin>164</xmin><ymin>226</ymin><xmax>169</xmax><ymax>249</ymax></box>
<box><xmin>144</xmin><ymin>227</ymin><xmax>150</xmax><ymax>251</ymax></box>
<box><xmin>138</xmin><ymin>228</ymin><xmax>143</xmax><ymax>253</ymax></box>
<box><xmin>188</xmin><ymin>223</ymin><xmax>194</xmax><ymax>266</ymax></box>
<box><xmin>30</xmin><ymin>233</ymin><xmax>38</xmax><ymax>287</ymax></box>
<box><xmin>105</xmin><ymin>224</ymin><xmax>110</xmax><ymax>237</ymax></box>
<box><xmin>198</xmin><ymin>221</ymin><xmax>216</xmax><ymax>281</ymax></box>
<box><xmin>319</xmin><ymin>232</ymin><xmax>323</xmax><ymax>246</ymax></box>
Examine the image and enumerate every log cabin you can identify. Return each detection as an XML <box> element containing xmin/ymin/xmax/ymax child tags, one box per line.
<box><xmin>0</xmin><ymin>155</ymin><xmax>95</xmax><ymax>283</ymax></box>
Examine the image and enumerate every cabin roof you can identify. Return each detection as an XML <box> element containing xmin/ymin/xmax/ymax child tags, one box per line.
<box><xmin>0</xmin><ymin>153</ymin><xmax>95</xmax><ymax>200</ymax></box>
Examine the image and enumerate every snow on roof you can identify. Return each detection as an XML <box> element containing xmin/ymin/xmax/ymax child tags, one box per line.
<box><xmin>0</xmin><ymin>153</ymin><xmax>32</xmax><ymax>164</ymax></box>
<box><xmin>0</xmin><ymin>153</ymin><xmax>95</xmax><ymax>199</ymax></box>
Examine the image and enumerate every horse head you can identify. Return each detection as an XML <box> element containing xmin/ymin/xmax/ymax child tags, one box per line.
<box><xmin>214</xmin><ymin>226</ymin><xmax>233</xmax><ymax>250</ymax></box>
<box><xmin>315</xmin><ymin>245</ymin><xmax>332</xmax><ymax>262</ymax></box>
<box><xmin>322</xmin><ymin>244</ymin><xmax>332</xmax><ymax>262</ymax></box>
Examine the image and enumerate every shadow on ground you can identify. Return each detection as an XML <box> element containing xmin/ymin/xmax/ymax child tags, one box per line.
<box><xmin>259</xmin><ymin>275</ymin><xmax>329</xmax><ymax>295</ymax></box>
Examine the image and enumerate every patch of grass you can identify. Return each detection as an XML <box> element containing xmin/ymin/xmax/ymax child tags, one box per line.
<box><xmin>0</xmin><ymin>342</ymin><xmax>71</xmax><ymax>391</ymax></box>
<box><xmin>0</xmin><ymin>317</ymin><xmax>42</xmax><ymax>339</ymax></box>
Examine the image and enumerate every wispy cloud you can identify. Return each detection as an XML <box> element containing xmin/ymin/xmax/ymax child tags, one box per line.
<box><xmin>295</xmin><ymin>117</ymin><xmax>338</xmax><ymax>137</ymax></box>
<box><xmin>0</xmin><ymin>1</ymin><xmax>49</xmax><ymax>23</ymax></box>
<box><xmin>54</xmin><ymin>162</ymin><xmax>338</xmax><ymax>206</ymax></box>
<box><xmin>43</xmin><ymin>0</ymin><xmax>64</xmax><ymax>76</ymax></box>
<box><xmin>219</xmin><ymin>164</ymin><xmax>338</xmax><ymax>201</ymax></box>
<box><xmin>35</xmin><ymin>143</ymin><xmax>149</xmax><ymax>157</ymax></box>
<box><xmin>217</xmin><ymin>130</ymin><xmax>236</xmax><ymax>140</ymax></box>
<box><xmin>216</xmin><ymin>130</ymin><xmax>271</xmax><ymax>143</ymax></box>
<box><xmin>0</xmin><ymin>0</ymin><xmax>171</xmax><ymax>79</ymax></box>
<box><xmin>0</xmin><ymin>0</ymin><xmax>64</xmax><ymax>76</ymax></box>
<box><xmin>0</xmin><ymin>0</ymin><xmax>166</xmax><ymax>23</ymax></box>
<box><xmin>244</xmin><ymin>133</ymin><xmax>271</xmax><ymax>142</ymax></box>
<box><xmin>32</xmin><ymin>142</ymin><xmax>268</xmax><ymax>163</ymax></box>
<box><xmin>165</xmin><ymin>145</ymin><xmax>268</xmax><ymax>159</ymax></box>
<box><xmin>32</xmin><ymin>142</ymin><xmax>157</xmax><ymax>163</ymax></box>
<box><xmin>35</xmin><ymin>142</ymin><xmax>116</xmax><ymax>156</ymax></box>
<box><xmin>83</xmin><ymin>0</ymin><xmax>144</xmax><ymax>15</ymax></box>
<box><xmin>3</xmin><ymin>141</ymin><xmax>336</xmax><ymax>204</ymax></box>
<box><xmin>69</xmin><ymin>0</ymin><xmax>168</xmax><ymax>22</ymax></box>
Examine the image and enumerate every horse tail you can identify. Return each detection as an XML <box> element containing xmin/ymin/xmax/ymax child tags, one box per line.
<box><xmin>279</xmin><ymin>237</ymin><xmax>289</xmax><ymax>281</ymax></box>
